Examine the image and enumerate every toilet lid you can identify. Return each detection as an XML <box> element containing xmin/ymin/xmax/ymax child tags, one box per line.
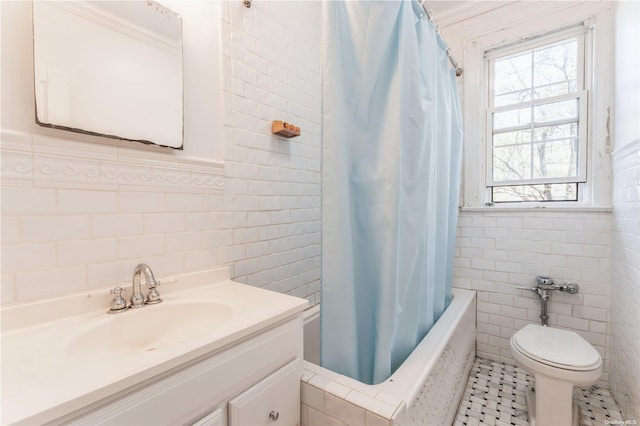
<box><xmin>512</xmin><ymin>324</ymin><xmax>601</xmax><ymax>370</ymax></box>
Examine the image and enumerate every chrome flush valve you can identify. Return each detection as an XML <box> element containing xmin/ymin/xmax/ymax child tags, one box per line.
<box><xmin>559</xmin><ymin>281</ymin><xmax>579</xmax><ymax>294</ymax></box>
<box><xmin>517</xmin><ymin>275</ymin><xmax>580</xmax><ymax>326</ymax></box>
<box><xmin>517</xmin><ymin>276</ymin><xmax>579</xmax><ymax>295</ymax></box>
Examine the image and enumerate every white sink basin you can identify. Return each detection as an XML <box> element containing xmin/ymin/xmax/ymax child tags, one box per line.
<box><xmin>1</xmin><ymin>267</ymin><xmax>309</xmax><ymax>425</ymax></box>
<box><xmin>68</xmin><ymin>301</ymin><xmax>233</xmax><ymax>358</ymax></box>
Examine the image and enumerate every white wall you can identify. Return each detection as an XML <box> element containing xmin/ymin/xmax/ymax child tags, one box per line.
<box><xmin>610</xmin><ymin>1</ymin><xmax>640</xmax><ymax>420</ymax></box>
<box><xmin>1</xmin><ymin>1</ymin><xmax>320</xmax><ymax>306</ymax></box>
<box><xmin>439</xmin><ymin>1</ymin><xmax>614</xmax><ymax>387</ymax></box>
<box><xmin>613</xmin><ymin>1</ymin><xmax>640</xmax><ymax>152</ymax></box>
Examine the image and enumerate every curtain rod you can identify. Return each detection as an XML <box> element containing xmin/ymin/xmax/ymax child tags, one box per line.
<box><xmin>419</xmin><ymin>0</ymin><xmax>464</xmax><ymax>77</ymax></box>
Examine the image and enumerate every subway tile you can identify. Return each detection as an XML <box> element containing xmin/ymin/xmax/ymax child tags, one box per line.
<box><xmin>219</xmin><ymin>245</ymin><xmax>246</xmax><ymax>264</ymax></box>
<box><xmin>324</xmin><ymin>393</ymin><xmax>367</xmax><ymax>426</ymax></box>
<box><xmin>556</xmin><ymin>314</ymin><xmax>590</xmax><ymax>331</ymax></box>
<box><xmin>119</xmin><ymin>191</ymin><xmax>165</xmax><ymax>213</ymax></box>
<box><xmin>573</xmin><ymin>305</ymin><xmax>607</xmax><ymax>322</ymax></box>
<box><xmin>307</xmin><ymin>406</ymin><xmax>345</xmax><ymax>426</ymax></box>
<box><xmin>166</xmin><ymin>232</ymin><xmax>202</xmax><ymax>252</ymax></box>
<box><xmin>301</xmin><ymin>382</ymin><xmax>325</xmax><ymax>410</ymax></box>
<box><xmin>202</xmin><ymin>230</ymin><xmax>234</xmax><ymax>248</ymax></box>
<box><xmin>87</xmin><ymin>260</ymin><xmax>136</xmax><ymax>288</ymax></box>
<box><xmin>365</xmin><ymin>411</ymin><xmax>391</xmax><ymax>426</ymax></box>
<box><xmin>186</xmin><ymin>212</ymin><xmax>219</xmax><ymax>231</ymax></box>
<box><xmin>91</xmin><ymin>214</ymin><xmax>143</xmax><ymax>238</ymax></box>
<box><xmin>247</xmin><ymin>270</ymin><xmax>272</xmax><ymax>287</ymax></box>
<box><xmin>501</xmin><ymin>305</ymin><xmax>527</xmax><ymax>319</ymax></box>
<box><xmin>2</xmin><ymin>187</ymin><xmax>57</xmax><ymax>215</ymax></box>
<box><xmin>2</xmin><ymin>274</ymin><xmax>15</xmax><ymax>304</ymax></box>
<box><xmin>16</xmin><ymin>266</ymin><xmax>86</xmax><ymax>302</ymax></box>
<box><xmin>345</xmin><ymin>391</ymin><xmax>396</xmax><ymax>419</ymax></box>
<box><xmin>202</xmin><ymin>194</ymin><xmax>235</xmax><ymax>212</ymax></box>
<box><xmin>2</xmin><ymin>216</ymin><xmax>20</xmax><ymax>245</ymax></box>
<box><xmin>233</xmin><ymin>258</ymin><xmax>259</xmax><ymax>277</ymax></box>
<box><xmin>58</xmin><ymin>189</ymin><xmax>118</xmax><ymax>214</ymax></box>
<box><xmin>118</xmin><ymin>235</ymin><xmax>165</xmax><ymax>258</ymax></box>
<box><xmin>2</xmin><ymin>243</ymin><xmax>57</xmax><ymax>274</ymax></box>
<box><xmin>143</xmin><ymin>253</ymin><xmax>185</xmax><ymax>276</ymax></box>
<box><xmin>165</xmin><ymin>193</ymin><xmax>203</xmax><ymax>212</ymax></box>
<box><xmin>144</xmin><ymin>213</ymin><xmax>185</xmax><ymax>234</ymax></box>
<box><xmin>58</xmin><ymin>239</ymin><xmax>117</xmax><ymax>266</ymax></box>
<box><xmin>183</xmin><ymin>248</ymin><xmax>219</xmax><ymax>271</ymax></box>
<box><xmin>22</xmin><ymin>215</ymin><xmax>91</xmax><ymax>242</ymax></box>
<box><xmin>233</xmin><ymin>227</ymin><xmax>259</xmax><ymax>244</ymax></box>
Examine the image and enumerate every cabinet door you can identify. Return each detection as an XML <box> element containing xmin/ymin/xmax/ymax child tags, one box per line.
<box><xmin>228</xmin><ymin>360</ymin><xmax>300</xmax><ymax>426</ymax></box>
<box><xmin>191</xmin><ymin>408</ymin><xmax>223</xmax><ymax>426</ymax></box>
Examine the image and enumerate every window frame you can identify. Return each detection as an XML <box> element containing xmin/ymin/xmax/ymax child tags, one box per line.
<box><xmin>461</xmin><ymin>8</ymin><xmax>613</xmax><ymax>210</ymax></box>
<box><xmin>485</xmin><ymin>29</ymin><xmax>590</xmax><ymax>201</ymax></box>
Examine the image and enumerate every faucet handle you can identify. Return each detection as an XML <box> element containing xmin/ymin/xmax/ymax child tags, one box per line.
<box><xmin>108</xmin><ymin>286</ymin><xmax>129</xmax><ymax>314</ymax></box>
<box><xmin>516</xmin><ymin>286</ymin><xmax>538</xmax><ymax>292</ymax></box>
<box><xmin>145</xmin><ymin>280</ymin><xmax>163</xmax><ymax>305</ymax></box>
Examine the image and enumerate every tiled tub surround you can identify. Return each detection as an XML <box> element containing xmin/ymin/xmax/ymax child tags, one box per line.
<box><xmin>610</xmin><ymin>139</ymin><xmax>640</xmax><ymax>421</ymax></box>
<box><xmin>452</xmin><ymin>210</ymin><xmax>612</xmax><ymax>387</ymax></box>
<box><xmin>300</xmin><ymin>289</ymin><xmax>476</xmax><ymax>426</ymax></box>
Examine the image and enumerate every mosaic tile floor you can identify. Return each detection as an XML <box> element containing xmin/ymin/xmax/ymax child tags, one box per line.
<box><xmin>454</xmin><ymin>358</ymin><xmax>624</xmax><ymax>426</ymax></box>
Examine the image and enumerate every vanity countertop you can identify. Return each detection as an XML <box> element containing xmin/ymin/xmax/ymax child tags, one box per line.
<box><xmin>1</xmin><ymin>267</ymin><xmax>308</xmax><ymax>425</ymax></box>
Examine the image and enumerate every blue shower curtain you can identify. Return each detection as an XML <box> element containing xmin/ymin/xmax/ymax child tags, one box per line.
<box><xmin>321</xmin><ymin>0</ymin><xmax>463</xmax><ymax>385</ymax></box>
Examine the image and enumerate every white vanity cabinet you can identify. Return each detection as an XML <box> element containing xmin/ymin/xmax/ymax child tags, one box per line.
<box><xmin>61</xmin><ymin>316</ymin><xmax>303</xmax><ymax>426</ymax></box>
<box><xmin>227</xmin><ymin>359</ymin><xmax>300</xmax><ymax>426</ymax></box>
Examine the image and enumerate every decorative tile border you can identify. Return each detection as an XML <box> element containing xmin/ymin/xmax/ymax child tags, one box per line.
<box><xmin>1</xmin><ymin>130</ymin><xmax>224</xmax><ymax>193</ymax></box>
<box><xmin>611</xmin><ymin>138</ymin><xmax>640</xmax><ymax>171</ymax></box>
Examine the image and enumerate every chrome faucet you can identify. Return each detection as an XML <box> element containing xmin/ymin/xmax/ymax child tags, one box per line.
<box><xmin>107</xmin><ymin>264</ymin><xmax>163</xmax><ymax>313</ymax></box>
<box><xmin>517</xmin><ymin>276</ymin><xmax>579</xmax><ymax>326</ymax></box>
<box><xmin>130</xmin><ymin>263</ymin><xmax>162</xmax><ymax>308</ymax></box>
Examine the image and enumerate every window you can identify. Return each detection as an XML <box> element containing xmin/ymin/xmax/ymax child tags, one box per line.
<box><xmin>485</xmin><ymin>31</ymin><xmax>589</xmax><ymax>203</ymax></box>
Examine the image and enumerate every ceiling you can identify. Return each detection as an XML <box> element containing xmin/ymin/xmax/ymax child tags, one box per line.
<box><xmin>427</xmin><ymin>1</ymin><xmax>473</xmax><ymax>15</ymax></box>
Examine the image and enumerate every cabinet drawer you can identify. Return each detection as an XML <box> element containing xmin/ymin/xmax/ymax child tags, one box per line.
<box><xmin>191</xmin><ymin>408</ymin><xmax>223</xmax><ymax>426</ymax></box>
<box><xmin>228</xmin><ymin>360</ymin><xmax>300</xmax><ymax>426</ymax></box>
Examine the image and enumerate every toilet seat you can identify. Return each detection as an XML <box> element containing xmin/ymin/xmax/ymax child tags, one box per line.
<box><xmin>511</xmin><ymin>324</ymin><xmax>601</xmax><ymax>371</ymax></box>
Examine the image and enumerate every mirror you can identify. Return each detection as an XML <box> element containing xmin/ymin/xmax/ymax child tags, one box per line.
<box><xmin>32</xmin><ymin>1</ymin><xmax>183</xmax><ymax>149</ymax></box>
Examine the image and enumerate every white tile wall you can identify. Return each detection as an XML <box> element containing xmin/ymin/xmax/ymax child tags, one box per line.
<box><xmin>1</xmin><ymin>1</ymin><xmax>321</xmax><ymax>306</ymax></box>
<box><xmin>610</xmin><ymin>140</ymin><xmax>640</xmax><ymax>421</ymax></box>
<box><xmin>439</xmin><ymin>1</ymin><xmax>614</xmax><ymax>388</ymax></box>
<box><xmin>609</xmin><ymin>2</ymin><xmax>640</xmax><ymax>418</ymax></box>
<box><xmin>453</xmin><ymin>210</ymin><xmax>612</xmax><ymax>385</ymax></box>
<box><xmin>219</xmin><ymin>1</ymin><xmax>321</xmax><ymax>304</ymax></box>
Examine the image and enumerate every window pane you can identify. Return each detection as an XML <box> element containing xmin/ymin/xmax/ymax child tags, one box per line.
<box><xmin>533</xmin><ymin>39</ymin><xmax>578</xmax><ymax>99</ymax></box>
<box><xmin>493</xmin><ymin>129</ymin><xmax>532</xmax><ymax>146</ymax></box>
<box><xmin>495</xmin><ymin>90</ymin><xmax>531</xmax><ymax>107</ymax></box>
<box><xmin>493</xmin><ymin>107</ymin><xmax>531</xmax><ymax>130</ymax></box>
<box><xmin>534</xmin><ymin>80</ymin><xmax>578</xmax><ymax>99</ymax></box>
<box><xmin>533</xmin><ymin>99</ymin><xmax>578</xmax><ymax>123</ymax></box>
<box><xmin>492</xmin><ymin>183</ymin><xmax>578</xmax><ymax>202</ymax></box>
<box><xmin>493</xmin><ymin>145</ymin><xmax>531</xmax><ymax>181</ymax></box>
<box><xmin>494</xmin><ymin>52</ymin><xmax>532</xmax><ymax>104</ymax></box>
<box><xmin>532</xmin><ymin>140</ymin><xmax>578</xmax><ymax>179</ymax></box>
<box><xmin>533</xmin><ymin>123</ymin><xmax>578</xmax><ymax>142</ymax></box>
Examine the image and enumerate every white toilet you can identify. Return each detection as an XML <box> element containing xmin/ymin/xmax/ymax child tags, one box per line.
<box><xmin>510</xmin><ymin>324</ymin><xmax>602</xmax><ymax>426</ymax></box>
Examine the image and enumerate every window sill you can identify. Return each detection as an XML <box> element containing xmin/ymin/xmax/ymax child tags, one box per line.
<box><xmin>459</xmin><ymin>205</ymin><xmax>612</xmax><ymax>213</ymax></box>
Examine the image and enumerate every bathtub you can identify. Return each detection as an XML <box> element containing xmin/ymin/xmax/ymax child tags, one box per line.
<box><xmin>301</xmin><ymin>288</ymin><xmax>476</xmax><ymax>426</ymax></box>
